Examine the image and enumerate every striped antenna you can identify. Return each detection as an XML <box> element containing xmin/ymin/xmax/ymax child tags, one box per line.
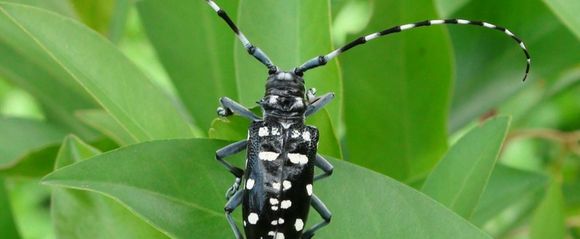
<box><xmin>294</xmin><ymin>19</ymin><xmax>531</xmax><ymax>82</ymax></box>
<box><xmin>206</xmin><ymin>0</ymin><xmax>279</xmax><ymax>74</ymax></box>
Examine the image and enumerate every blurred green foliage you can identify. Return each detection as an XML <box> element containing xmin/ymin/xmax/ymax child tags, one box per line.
<box><xmin>0</xmin><ymin>0</ymin><xmax>578</xmax><ymax>238</ymax></box>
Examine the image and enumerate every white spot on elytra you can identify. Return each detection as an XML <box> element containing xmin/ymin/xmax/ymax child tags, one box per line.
<box><xmin>271</xmin><ymin>206</ymin><xmax>279</xmax><ymax>211</ymax></box>
<box><xmin>246</xmin><ymin>178</ymin><xmax>255</xmax><ymax>190</ymax></box>
<box><xmin>276</xmin><ymin>233</ymin><xmax>285</xmax><ymax>239</ymax></box>
<box><xmin>278</xmin><ymin>218</ymin><xmax>285</xmax><ymax>224</ymax></box>
<box><xmin>243</xmin><ymin>220</ymin><xmax>247</xmax><ymax>227</ymax></box>
<box><xmin>271</xmin><ymin>127</ymin><xmax>280</xmax><ymax>135</ymax></box>
<box><xmin>288</xmin><ymin>153</ymin><xmax>308</xmax><ymax>165</ymax></box>
<box><xmin>268</xmin><ymin>231</ymin><xmax>275</xmax><ymax>236</ymax></box>
<box><xmin>281</xmin><ymin>200</ymin><xmax>292</xmax><ymax>209</ymax></box>
<box><xmin>248</xmin><ymin>213</ymin><xmax>259</xmax><ymax>224</ymax></box>
<box><xmin>259</xmin><ymin>151</ymin><xmax>279</xmax><ymax>161</ymax></box>
<box><xmin>271</xmin><ymin>220</ymin><xmax>278</xmax><ymax>225</ymax></box>
<box><xmin>270</xmin><ymin>198</ymin><xmax>279</xmax><ymax>205</ymax></box>
<box><xmin>291</xmin><ymin>130</ymin><xmax>300</xmax><ymax>138</ymax></box>
<box><xmin>283</xmin><ymin>180</ymin><xmax>292</xmax><ymax>190</ymax></box>
<box><xmin>258</xmin><ymin>127</ymin><xmax>269</xmax><ymax>137</ymax></box>
<box><xmin>295</xmin><ymin>219</ymin><xmax>304</xmax><ymax>231</ymax></box>
<box><xmin>306</xmin><ymin>184</ymin><xmax>313</xmax><ymax>196</ymax></box>
<box><xmin>302</xmin><ymin>131</ymin><xmax>311</xmax><ymax>141</ymax></box>
<box><xmin>272</xmin><ymin>182</ymin><xmax>281</xmax><ymax>190</ymax></box>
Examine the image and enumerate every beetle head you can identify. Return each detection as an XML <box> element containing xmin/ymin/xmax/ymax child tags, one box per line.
<box><xmin>260</xmin><ymin>71</ymin><xmax>306</xmax><ymax>118</ymax></box>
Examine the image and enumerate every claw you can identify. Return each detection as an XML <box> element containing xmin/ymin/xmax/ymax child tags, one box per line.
<box><xmin>217</xmin><ymin>107</ymin><xmax>233</xmax><ymax>117</ymax></box>
<box><xmin>225</xmin><ymin>177</ymin><xmax>241</xmax><ymax>200</ymax></box>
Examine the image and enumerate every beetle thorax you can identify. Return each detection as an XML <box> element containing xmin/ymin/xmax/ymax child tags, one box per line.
<box><xmin>260</xmin><ymin>71</ymin><xmax>307</xmax><ymax>123</ymax></box>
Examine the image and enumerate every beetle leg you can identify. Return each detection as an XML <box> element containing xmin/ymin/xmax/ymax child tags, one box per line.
<box><xmin>314</xmin><ymin>154</ymin><xmax>334</xmax><ymax>182</ymax></box>
<box><xmin>218</xmin><ymin>97</ymin><xmax>261</xmax><ymax>121</ymax></box>
<box><xmin>224</xmin><ymin>190</ymin><xmax>244</xmax><ymax>239</ymax></box>
<box><xmin>216</xmin><ymin>140</ymin><xmax>247</xmax><ymax>199</ymax></box>
<box><xmin>305</xmin><ymin>93</ymin><xmax>335</xmax><ymax>117</ymax></box>
<box><xmin>302</xmin><ymin>194</ymin><xmax>332</xmax><ymax>239</ymax></box>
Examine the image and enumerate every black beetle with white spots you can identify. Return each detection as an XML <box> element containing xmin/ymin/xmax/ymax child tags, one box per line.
<box><xmin>206</xmin><ymin>1</ymin><xmax>531</xmax><ymax>238</ymax></box>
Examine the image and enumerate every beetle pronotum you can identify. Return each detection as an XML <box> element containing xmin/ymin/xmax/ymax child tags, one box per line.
<box><xmin>206</xmin><ymin>1</ymin><xmax>530</xmax><ymax>238</ymax></box>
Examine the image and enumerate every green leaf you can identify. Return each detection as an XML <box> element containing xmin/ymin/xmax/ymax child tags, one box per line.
<box><xmin>421</xmin><ymin>117</ymin><xmax>510</xmax><ymax>218</ymax></box>
<box><xmin>235</xmin><ymin>0</ymin><xmax>343</xmax><ymax>129</ymax></box>
<box><xmin>471</xmin><ymin>164</ymin><xmax>549</xmax><ymax>226</ymax></box>
<box><xmin>0</xmin><ymin>117</ymin><xmax>65</xmax><ymax>170</ymax></box>
<box><xmin>1</xmin><ymin>144</ymin><xmax>60</xmax><ymax>178</ymax></box>
<box><xmin>543</xmin><ymin>0</ymin><xmax>580</xmax><ymax>40</ymax></box>
<box><xmin>530</xmin><ymin>180</ymin><xmax>566</xmax><ymax>239</ymax></box>
<box><xmin>209</xmin><ymin>108</ymin><xmax>343</xmax><ymax>159</ymax></box>
<box><xmin>434</xmin><ymin>0</ymin><xmax>471</xmax><ymax>17</ymax></box>
<box><xmin>448</xmin><ymin>0</ymin><xmax>580</xmax><ymax>132</ymax></box>
<box><xmin>0</xmin><ymin>3</ymin><xmax>196</xmax><ymax>141</ymax></box>
<box><xmin>51</xmin><ymin>135</ymin><xmax>167</xmax><ymax>239</ymax></box>
<box><xmin>136</xmin><ymin>0</ymin><xmax>239</xmax><ymax>132</ymax></box>
<box><xmin>0</xmin><ymin>178</ymin><xmax>21</xmax><ymax>239</ymax></box>
<box><xmin>76</xmin><ymin>110</ymin><xmax>137</xmax><ymax>146</ymax></box>
<box><xmin>43</xmin><ymin>139</ymin><xmax>492</xmax><ymax>239</ymax></box>
<box><xmin>342</xmin><ymin>0</ymin><xmax>452</xmax><ymax>180</ymax></box>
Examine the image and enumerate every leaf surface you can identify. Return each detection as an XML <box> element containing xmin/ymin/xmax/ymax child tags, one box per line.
<box><xmin>530</xmin><ymin>180</ymin><xmax>566</xmax><ymax>239</ymax></box>
<box><xmin>421</xmin><ymin>117</ymin><xmax>510</xmax><ymax>218</ymax></box>
<box><xmin>0</xmin><ymin>177</ymin><xmax>20</xmax><ymax>239</ymax></box>
<box><xmin>44</xmin><ymin>139</ymin><xmax>492</xmax><ymax>239</ymax></box>
<box><xmin>51</xmin><ymin>136</ymin><xmax>167</xmax><ymax>239</ymax></box>
<box><xmin>136</xmin><ymin>0</ymin><xmax>239</xmax><ymax>131</ymax></box>
<box><xmin>0</xmin><ymin>3</ymin><xmax>195</xmax><ymax>141</ymax></box>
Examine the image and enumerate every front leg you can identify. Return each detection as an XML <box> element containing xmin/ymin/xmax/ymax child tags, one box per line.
<box><xmin>305</xmin><ymin>92</ymin><xmax>335</xmax><ymax>117</ymax></box>
<box><xmin>218</xmin><ymin>97</ymin><xmax>260</xmax><ymax>121</ymax></box>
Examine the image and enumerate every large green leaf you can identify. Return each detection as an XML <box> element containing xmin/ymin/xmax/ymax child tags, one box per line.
<box><xmin>0</xmin><ymin>3</ymin><xmax>195</xmax><ymax>141</ymax></box>
<box><xmin>471</xmin><ymin>164</ymin><xmax>549</xmax><ymax>226</ymax></box>
<box><xmin>76</xmin><ymin>110</ymin><xmax>137</xmax><ymax>146</ymax></box>
<box><xmin>342</xmin><ymin>0</ymin><xmax>452</xmax><ymax>180</ymax></box>
<box><xmin>421</xmin><ymin>117</ymin><xmax>510</xmax><ymax>218</ymax></box>
<box><xmin>51</xmin><ymin>135</ymin><xmax>167</xmax><ymax>239</ymax></box>
<box><xmin>0</xmin><ymin>117</ymin><xmax>65</xmax><ymax>170</ymax></box>
<box><xmin>0</xmin><ymin>178</ymin><xmax>20</xmax><ymax>239</ymax></box>
<box><xmin>542</xmin><ymin>0</ymin><xmax>580</xmax><ymax>40</ymax></box>
<box><xmin>0</xmin><ymin>2</ymin><xmax>98</xmax><ymax>138</ymax></box>
<box><xmin>235</xmin><ymin>0</ymin><xmax>343</xmax><ymax>129</ymax></box>
<box><xmin>43</xmin><ymin>139</ymin><xmax>492</xmax><ymax>239</ymax></box>
<box><xmin>448</xmin><ymin>0</ymin><xmax>580</xmax><ymax>132</ymax></box>
<box><xmin>136</xmin><ymin>0</ymin><xmax>239</xmax><ymax>132</ymax></box>
<box><xmin>530</xmin><ymin>180</ymin><xmax>566</xmax><ymax>239</ymax></box>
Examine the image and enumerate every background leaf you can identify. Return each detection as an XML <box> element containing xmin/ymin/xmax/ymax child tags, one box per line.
<box><xmin>342</xmin><ymin>0</ymin><xmax>452</xmax><ymax>181</ymax></box>
<box><xmin>530</xmin><ymin>180</ymin><xmax>566</xmax><ymax>239</ymax></box>
<box><xmin>136</xmin><ymin>0</ymin><xmax>239</xmax><ymax>132</ymax></box>
<box><xmin>43</xmin><ymin>139</ymin><xmax>492</xmax><ymax>239</ymax></box>
<box><xmin>0</xmin><ymin>117</ymin><xmax>65</xmax><ymax>170</ymax></box>
<box><xmin>447</xmin><ymin>0</ymin><xmax>580</xmax><ymax>132</ymax></box>
<box><xmin>471</xmin><ymin>164</ymin><xmax>549</xmax><ymax>226</ymax></box>
<box><xmin>235</xmin><ymin>0</ymin><xmax>343</xmax><ymax>129</ymax></box>
<box><xmin>51</xmin><ymin>135</ymin><xmax>167</xmax><ymax>239</ymax></box>
<box><xmin>0</xmin><ymin>3</ymin><xmax>195</xmax><ymax>141</ymax></box>
<box><xmin>76</xmin><ymin>110</ymin><xmax>137</xmax><ymax>146</ymax></box>
<box><xmin>542</xmin><ymin>0</ymin><xmax>580</xmax><ymax>40</ymax></box>
<box><xmin>0</xmin><ymin>178</ymin><xmax>21</xmax><ymax>239</ymax></box>
<box><xmin>421</xmin><ymin>117</ymin><xmax>510</xmax><ymax>218</ymax></box>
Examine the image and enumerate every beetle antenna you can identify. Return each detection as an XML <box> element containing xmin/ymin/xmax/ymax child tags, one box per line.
<box><xmin>206</xmin><ymin>0</ymin><xmax>279</xmax><ymax>74</ymax></box>
<box><xmin>294</xmin><ymin>19</ymin><xmax>531</xmax><ymax>81</ymax></box>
